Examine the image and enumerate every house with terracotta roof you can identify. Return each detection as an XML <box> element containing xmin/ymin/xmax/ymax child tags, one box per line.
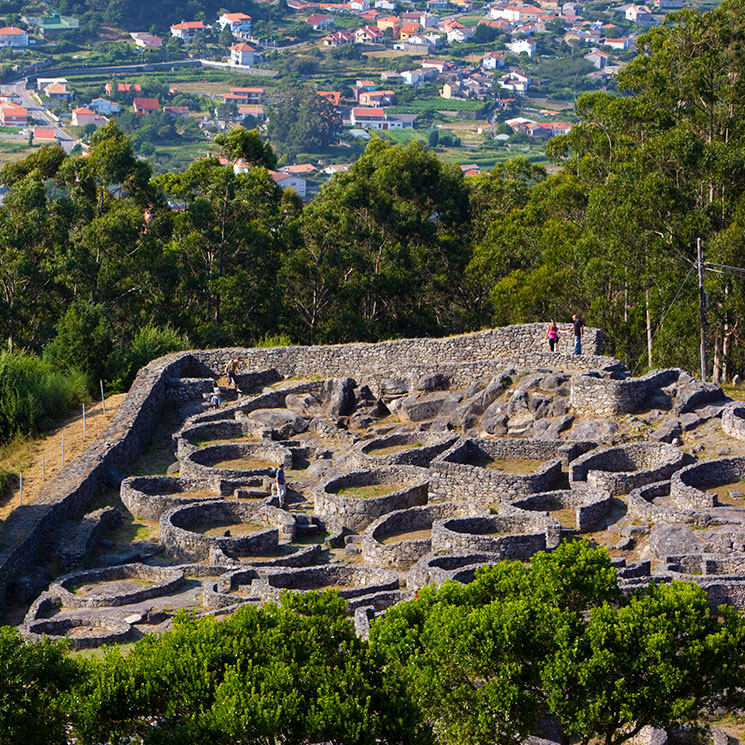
<box><xmin>358</xmin><ymin>89</ymin><xmax>394</xmax><ymax>106</ymax></box>
<box><xmin>603</xmin><ymin>36</ymin><xmax>633</xmax><ymax>49</ymax></box>
<box><xmin>349</xmin><ymin>107</ymin><xmax>412</xmax><ymax>129</ymax></box>
<box><xmin>44</xmin><ymin>81</ymin><xmax>71</xmax><ymax>101</ymax></box>
<box><xmin>0</xmin><ymin>27</ymin><xmax>28</xmax><ymax>46</ymax></box>
<box><xmin>170</xmin><ymin>20</ymin><xmax>208</xmax><ymax>39</ymax></box>
<box><xmin>218</xmin><ymin>11</ymin><xmax>252</xmax><ymax>34</ymax></box>
<box><xmin>268</xmin><ymin>169</ymin><xmax>307</xmax><ymax>197</ymax></box>
<box><xmin>281</xmin><ymin>163</ymin><xmax>317</xmax><ymax>175</ymax></box>
<box><xmin>355</xmin><ymin>24</ymin><xmax>385</xmax><ymax>42</ymax></box>
<box><xmin>506</xmin><ymin>38</ymin><xmax>536</xmax><ymax>55</ymax></box>
<box><xmin>0</xmin><ymin>103</ymin><xmax>27</xmax><ymax>126</ymax></box>
<box><xmin>360</xmin><ymin>9</ymin><xmax>381</xmax><ymax>20</ymax></box>
<box><xmin>317</xmin><ymin>90</ymin><xmax>341</xmax><ymax>107</ymax></box>
<box><xmin>133</xmin><ymin>97</ymin><xmax>159</xmax><ymax>115</ymax></box>
<box><xmin>104</xmin><ymin>82</ymin><xmax>142</xmax><ymax>96</ymax></box>
<box><xmin>584</xmin><ymin>48</ymin><xmax>609</xmax><ymax>68</ymax></box>
<box><xmin>376</xmin><ymin>15</ymin><xmax>401</xmax><ymax>34</ymax></box>
<box><xmin>163</xmin><ymin>105</ymin><xmax>190</xmax><ymax>118</ymax></box>
<box><xmin>230</xmin><ymin>42</ymin><xmax>257</xmax><ymax>66</ymax></box>
<box><xmin>322</xmin><ymin>29</ymin><xmax>355</xmax><ymax>45</ymax></box>
<box><xmin>33</xmin><ymin>127</ymin><xmax>57</xmax><ymax>142</ymax></box>
<box><xmin>306</xmin><ymin>13</ymin><xmax>334</xmax><ymax>28</ymax></box>
<box><xmin>71</xmin><ymin>107</ymin><xmax>108</xmax><ymax>127</ymax></box>
<box><xmin>130</xmin><ymin>31</ymin><xmax>163</xmax><ymax>48</ymax></box>
<box><xmin>224</xmin><ymin>87</ymin><xmax>264</xmax><ymax>103</ymax></box>
<box><xmin>399</xmin><ymin>21</ymin><xmax>422</xmax><ymax>39</ymax></box>
<box><xmin>482</xmin><ymin>51</ymin><xmax>505</xmax><ymax>69</ymax></box>
<box><xmin>238</xmin><ymin>104</ymin><xmax>265</xmax><ymax>120</ymax></box>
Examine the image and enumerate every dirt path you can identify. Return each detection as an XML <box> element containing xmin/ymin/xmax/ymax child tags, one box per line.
<box><xmin>0</xmin><ymin>394</ymin><xmax>127</xmax><ymax>520</ymax></box>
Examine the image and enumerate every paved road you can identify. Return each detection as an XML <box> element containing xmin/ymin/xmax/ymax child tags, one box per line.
<box><xmin>2</xmin><ymin>79</ymin><xmax>76</xmax><ymax>152</ymax></box>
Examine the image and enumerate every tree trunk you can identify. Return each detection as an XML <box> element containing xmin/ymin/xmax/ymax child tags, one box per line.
<box><xmin>713</xmin><ymin>331</ymin><xmax>722</xmax><ymax>384</ymax></box>
<box><xmin>646</xmin><ymin>286</ymin><xmax>652</xmax><ymax>369</ymax></box>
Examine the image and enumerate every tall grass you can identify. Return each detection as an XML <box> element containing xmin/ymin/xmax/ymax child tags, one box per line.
<box><xmin>0</xmin><ymin>351</ymin><xmax>88</xmax><ymax>444</ymax></box>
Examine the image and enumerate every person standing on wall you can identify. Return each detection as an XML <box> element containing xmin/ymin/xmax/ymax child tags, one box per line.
<box><xmin>572</xmin><ymin>314</ymin><xmax>584</xmax><ymax>355</ymax></box>
<box><xmin>226</xmin><ymin>357</ymin><xmax>241</xmax><ymax>391</ymax></box>
<box><xmin>545</xmin><ymin>321</ymin><xmax>560</xmax><ymax>352</ymax></box>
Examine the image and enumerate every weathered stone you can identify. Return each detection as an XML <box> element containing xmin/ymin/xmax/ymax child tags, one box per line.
<box><xmin>543</xmin><ymin>414</ymin><xmax>574</xmax><ymax>439</ymax></box>
<box><xmin>399</xmin><ymin>392</ymin><xmax>451</xmax><ymax>422</ymax></box>
<box><xmin>650</xmin><ymin>419</ymin><xmax>683</xmax><ymax>444</ymax></box>
<box><xmin>325</xmin><ymin>378</ymin><xmax>357</xmax><ymax>417</ymax></box>
<box><xmin>285</xmin><ymin>392</ymin><xmax>321</xmax><ymax>415</ymax></box>
<box><xmin>673</xmin><ymin>379</ymin><xmax>726</xmax><ymax>415</ymax></box>
<box><xmin>649</xmin><ymin>525</ymin><xmax>705</xmax><ymax>559</ymax></box>
<box><xmin>248</xmin><ymin>408</ymin><xmax>309</xmax><ymax>437</ymax></box>
<box><xmin>415</xmin><ymin>373</ymin><xmax>450</xmax><ymax>392</ymax></box>
<box><xmin>570</xmin><ymin>419</ymin><xmax>619</xmax><ymax>442</ymax></box>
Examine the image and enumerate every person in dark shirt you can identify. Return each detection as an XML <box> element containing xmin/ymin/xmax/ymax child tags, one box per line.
<box><xmin>572</xmin><ymin>314</ymin><xmax>584</xmax><ymax>355</ymax></box>
<box><xmin>275</xmin><ymin>465</ymin><xmax>286</xmax><ymax>502</ymax></box>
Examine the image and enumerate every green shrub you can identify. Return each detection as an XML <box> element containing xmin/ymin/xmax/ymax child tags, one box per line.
<box><xmin>0</xmin><ymin>351</ymin><xmax>88</xmax><ymax>443</ymax></box>
<box><xmin>256</xmin><ymin>333</ymin><xmax>293</xmax><ymax>348</ymax></box>
<box><xmin>109</xmin><ymin>323</ymin><xmax>190</xmax><ymax>392</ymax></box>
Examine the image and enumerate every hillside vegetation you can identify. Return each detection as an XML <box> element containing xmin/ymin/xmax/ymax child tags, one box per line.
<box><xmin>1</xmin><ymin>0</ymin><xmax>745</xmax><ymax>391</ymax></box>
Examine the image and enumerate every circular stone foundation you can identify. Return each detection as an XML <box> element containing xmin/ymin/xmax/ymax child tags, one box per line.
<box><xmin>179</xmin><ymin>442</ymin><xmax>293</xmax><ymax>480</ymax></box>
<box><xmin>177</xmin><ymin>418</ymin><xmax>267</xmax><ymax>459</ymax></box>
<box><xmin>407</xmin><ymin>551</ymin><xmax>501</xmax><ymax>590</ymax></box>
<box><xmin>251</xmin><ymin>564</ymin><xmax>400</xmax><ymax>601</ymax></box>
<box><xmin>511</xmin><ymin>488</ymin><xmax>614</xmax><ymax>532</ymax></box>
<box><xmin>671</xmin><ymin>457</ymin><xmax>745</xmax><ymax>511</ymax></box>
<box><xmin>353</xmin><ymin>432</ymin><xmax>459</xmax><ymax>468</ymax></box>
<box><xmin>160</xmin><ymin>500</ymin><xmax>296</xmax><ymax>561</ymax></box>
<box><xmin>569</xmin><ymin>442</ymin><xmax>684</xmax><ymax>496</ymax></box>
<box><xmin>431</xmin><ymin>508</ymin><xmax>560</xmax><ymax>560</ymax></box>
<box><xmin>316</xmin><ymin>466</ymin><xmax>429</xmax><ymax>532</ymax></box>
<box><xmin>121</xmin><ymin>475</ymin><xmax>224</xmax><ymax>521</ymax></box>
<box><xmin>50</xmin><ymin>564</ymin><xmax>185</xmax><ymax>609</ymax></box>
<box><xmin>361</xmin><ymin>503</ymin><xmax>459</xmax><ymax>570</ymax></box>
<box><xmin>25</xmin><ymin>615</ymin><xmax>132</xmax><ymax>650</ymax></box>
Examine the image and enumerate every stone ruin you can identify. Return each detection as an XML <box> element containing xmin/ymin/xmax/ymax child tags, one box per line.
<box><xmin>4</xmin><ymin>322</ymin><xmax>745</xmax><ymax>647</ymax></box>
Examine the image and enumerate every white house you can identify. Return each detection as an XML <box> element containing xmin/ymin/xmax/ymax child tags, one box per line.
<box><xmin>0</xmin><ymin>26</ymin><xmax>28</xmax><ymax>46</ymax></box>
<box><xmin>218</xmin><ymin>12</ymin><xmax>252</xmax><ymax>35</ymax></box>
<box><xmin>71</xmin><ymin>107</ymin><xmax>108</xmax><ymax>127</ymax></box>
<box><xmin>603</xmin><ymin>36</ymin><xmax>633</xmax><ymax>49</ymax></box>
<box><xmin>482</xmin><ymin>51</ymin><xmax>506</xmax><ymax>69</ymax></box>
<box><xmin>349</xmin><ymin>107</ymin><xmax>413</xmax><ymax>129</ymax></box>
<box><xmin>375</xmin><ymin>0</ymin><xmax>397</xmax><ymax>9</ymax></box>
<box><xmin>625</xmin><ymin>4</ymin><xmax>655</xmax><ymax>23</ymax></box>
<box><xmin>170</xmin><ymin>20</ymin><xmax>209</xmax><ymax>40</ymax></box>
<box><xmin>230</xmin><ymin>42</ymin><xmax>257</xmax><ymax>66</ymax></box>
<box><xmin>349</xmin><ymin>0</ymin><xmax>370</xmax><ymax>11</ymax></box>
<box><xmin>499</xmin><ymin>71</ymin><xmax>532</xmax><ymax>95</ymax></box>
<box><xmin>506</xmin><ymin>38</ymin><xmax>536</xmax><ymax>55</ymax></box>
<box><xmin>269</xmin><ymin>170</ymin><xmax>307</xmax><ymax>198</ymax></box>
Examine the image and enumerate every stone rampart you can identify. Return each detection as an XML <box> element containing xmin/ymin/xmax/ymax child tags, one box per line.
<box><xmin>569</xmin><ymin>442</ymin><xmax>684</xmax><ymax>496</ymax></box>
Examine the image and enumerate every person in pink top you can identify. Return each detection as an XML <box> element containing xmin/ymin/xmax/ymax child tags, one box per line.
<box><xmin>545</xmin><ymin>321</ymin><xmax>560</xmax><ymax>352</ymax></box>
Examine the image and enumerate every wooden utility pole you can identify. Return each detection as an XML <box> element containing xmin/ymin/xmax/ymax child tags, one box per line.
<box><xmin>698</xmin><ymin>237</ymin><xmax>707</xmax><ymax>382</ymax></box>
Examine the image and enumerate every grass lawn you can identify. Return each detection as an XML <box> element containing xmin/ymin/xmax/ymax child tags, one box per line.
<box><xmin>148</xmin><ymin>141</ymin><xmax>215</xmax><ymax>174</ymax></box>
<box><xmin>0</xmin><ymin>141</ymin><xmax>39</xmax><ymax>167</ymax></box>
<box><xmin>458</xmin><ymin>14</ymin><xmax>486</xmax><ymax>26</ymax></box>
<box><xmin>389</xmin><ymin>97</ymin><xmax>485</xmax><ymax>113</ymax></box>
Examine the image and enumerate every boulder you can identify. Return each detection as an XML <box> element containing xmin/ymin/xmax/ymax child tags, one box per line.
<box><xmin>376</xmin><ymin>377</ymin><xmax>410</xmax><ymax>400</ymax></box>
<box><xmin>430</xmin><ymin>391</ymin><xmax>464</xmax><ymax>431</ymax></box>
<box><xmin>248</xmin><ymin>408</ymin><xmax>309</xmax><ymax>437</ymax></box>
<box><xmin>415</xmin><ymin>373</ymin><xmax>450</xmax><ymax>392</ymax></box>
<box><xmin>569</xmin><ymin>419</ymin><xmax>619</xmax><ymax>442</ymax></box>
<box><xmin>285</xmin><ymin>392</ymin><xmax>321</xmax><ymax>416</ymax></box>
<box><xmin>549</xmin><ymin>396</ymin><xmax>571</xmax><ymax>417</ymax></box>
<box><xmin>649</xmin><ymin>419</ymin><xmax>683</xmax><ymax>444</ymax></box>
<box><xmin>542</xmin><ymin>414</ymin><xmax>574</xmax><ymax>439</ymax></box>
<box><xmin>399</xmin><ymin>391</ymin><xmax>451</xmax><ymax>422</ymax></box>
<box><xmin>481</xmin><ymin>400</ymin><xmax>508</xmax><ymax>435</ymax></box>
<box><xmin>528</xmin><ymin>392</ymin><xmax>551</xmax><ymax>419</ymax></box>
<box><xmin>325</xmin><ymin>377</ymin><xmax>357</xmax><ymax>417</ymax></box>
<box><xmin>649</xmin><ymin>524</ymin><xmax>705</xmax><ymax>559</ymax></box>
<box><xmin>673</xmin><ymin>379</ymin><xmax>726</xmax><ymax>415</ymax></box>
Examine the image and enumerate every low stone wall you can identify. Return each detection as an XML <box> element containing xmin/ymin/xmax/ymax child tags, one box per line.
<box><xmin>570</xmin><ymin>368</ymin><xmax>681</xmax><ymax>418</ymax></box>
<box><xmin>511</xmin><ymin>488</ymin><xmax>613</xmax><ymax>532</ymax></box>
<box><xmin>176</xmin><ymin>418</ymin><xmax>268</xmax><ymax>460</ymax></box>
<box><xmin>251</xmin><ymin>564</ymin><xmax>400</xmax><ymax>601</ymax></box>
<box><xmin>50</xmin><ymin>564</ymin><xmax>184</xmax><ymax>608</ymax></box>
<box><xmin>428</xmin><ymin>438</ymin><xmax>564</xmax><ymax>508</ymax></box>
<box><xmin>25</xmin><ymin>612</ymin><xmax>133</xmax><ymax>650</ymax></box>
<box><xmin>160</xmin><ymin>501</ymin><xmax>295</xmax><ymax>561</ymax></box>
<box><xmin>361</xmin><ymin>503</ymin><xmax>459</xmax><ymax>570</ymax></box>
<box><xmin>179</xmin><ymin>442</ymin><xmax>293</xmax><ymax>480</ymax></box>
<box><xmin>315</xmin><ymin>466</ymin><xmax>429</xmax><ymax>532</ymax></box>
<box><xmin>670</xmin><ymin>457</ymin><xmax>745</xmax><ymax>510</ymax></box>
<box><xmin>569</xmin><ymin>442</ymin><xmax>684</xmax><ymax>496</ymax></box>
<box><xmin>430</xmin><ymin>507</ymin><xmax>560</xmax><ymax>559</ymax></box>
<box><xmin>349</xmin><ymin>432</ymin><xmax>459</xmax><ymax>469</ymax></box>
<box><xmin>626</xmin><ymin>481</ymin><xmax>727</xmax><ymax>526</ymax></box>
<box><xmin>722</xmin><ymin>403</ymin><xmax>745</xmax><ymax>442</ymax></box>
<box><xmin>406</xmin><ymin>551</ymin><xmax>500</xmax><ymax>590</ymax></box>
